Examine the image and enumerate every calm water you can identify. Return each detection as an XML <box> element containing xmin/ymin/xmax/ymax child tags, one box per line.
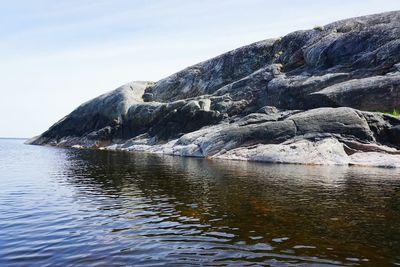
<box><xmin>1</xmin><ymin>139</ymin><xmax>400</xmax><ymax>266</ymax></box>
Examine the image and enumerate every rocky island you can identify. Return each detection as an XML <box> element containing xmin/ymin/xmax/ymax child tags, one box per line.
<box><xmin>28</xmin><ymin>11</ymin><xmax>400</xmax><ymax>167</ymax></box>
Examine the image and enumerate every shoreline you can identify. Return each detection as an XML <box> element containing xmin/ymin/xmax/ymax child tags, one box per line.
<box><xmin>28</xmin><ymin>137</ymin><xmax>400</xmax><ymax>169</ymax></box>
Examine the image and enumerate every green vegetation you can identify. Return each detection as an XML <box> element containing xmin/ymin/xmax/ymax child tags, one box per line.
<box><xmin>274</xmin><ymin>50</ymin><xmax>283</xmax><ymax>59</ymax></box>
<box><xmin>384</xmin><ymin>109</ymin><xmax>400</xmax><ymax>117</ymax></box>
<box><xmin>313</xmin><ymin>25</ymin><xmax>324</xmax><ymax>31</ymax></box>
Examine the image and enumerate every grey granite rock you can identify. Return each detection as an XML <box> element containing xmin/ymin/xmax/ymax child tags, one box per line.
<box><xmin>28</xmin><ymin>11</ymin><xmax>400</xmax><ymax>167</ymax></box>
<box><xmin>307</xmin><ymin>73</ymin><xmax>400</xmax><ymax>111</ymax></box>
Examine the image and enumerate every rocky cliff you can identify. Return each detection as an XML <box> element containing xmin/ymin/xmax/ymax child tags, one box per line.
<box><xmin>28</xmin><ymin>11</ymin><xmax>400</xmax><ymax>167</ymax></box>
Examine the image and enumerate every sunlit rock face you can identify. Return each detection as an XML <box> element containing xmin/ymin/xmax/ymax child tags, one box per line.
<box><xmin>28</xmin><ymin>11</ymin><xmax>400</xmax><ymax>167</ymax></box>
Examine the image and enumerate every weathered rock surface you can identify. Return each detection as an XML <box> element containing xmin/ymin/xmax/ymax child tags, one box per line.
<box><xmin>28</xmin><ymin>11</ymin><xmax>400</xmax><ymax>167</ymax></box>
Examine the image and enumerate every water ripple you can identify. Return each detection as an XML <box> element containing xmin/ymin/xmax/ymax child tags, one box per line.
<box><xmin>1</xmin><ymin>139</ymin><xmax>400</xmax><ymax>266</ymax></box>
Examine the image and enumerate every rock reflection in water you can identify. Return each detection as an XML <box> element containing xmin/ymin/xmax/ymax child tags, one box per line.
<box><xmin>57</xmin><ymin>149</ymin><xmax>400</xmax><ymax>266</ymax></box>
<box><xmin>1</xmin><ymin>140</ymin><xmax>399</xmax><ymax>266</ymax></box>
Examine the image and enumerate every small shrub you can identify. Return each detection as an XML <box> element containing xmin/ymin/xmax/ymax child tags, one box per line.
<box><xmin>385</xmin><ymin>109</ymin><xmax>400</xmax><ymax>117</ymax></box>
<box><xmin>314</xmin><ymin>25</ymin><xmax>324</xmax><ymax>31</ymax></box>
<box><xmin>274</xmin><ymin>51</ymin><xmax>283</xmax><ymax>58</ymax></box>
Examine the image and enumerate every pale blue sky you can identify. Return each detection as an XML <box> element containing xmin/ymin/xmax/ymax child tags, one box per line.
<box><xmin>1</xmin><ymin>1</ymin><xmax>399</xmax><ymax>138</ymax></box>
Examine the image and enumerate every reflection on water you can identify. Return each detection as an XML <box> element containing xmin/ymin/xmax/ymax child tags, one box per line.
<box><xmin>1</xmin><ymin>139</ymin><xmax>400</xmax><ymax>266</ymax></box>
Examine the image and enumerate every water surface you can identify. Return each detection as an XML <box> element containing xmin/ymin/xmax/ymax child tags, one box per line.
<box><xmin>1</xmin><ymin>139</ymin><xmax>400</xmax><ymax>266</ymax></box>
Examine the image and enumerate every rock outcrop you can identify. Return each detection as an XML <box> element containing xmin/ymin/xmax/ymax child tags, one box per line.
<box><xmin>28</xmin><ymin>11</ymin><xmax>400</xmax><ymax>167</ymax></box>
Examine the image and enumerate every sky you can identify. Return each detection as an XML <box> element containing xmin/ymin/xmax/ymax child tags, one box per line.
<box><xmin>1</xmin><ymin>1</ymin><xmax>399</xmax><ymax>138</ymax></box>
